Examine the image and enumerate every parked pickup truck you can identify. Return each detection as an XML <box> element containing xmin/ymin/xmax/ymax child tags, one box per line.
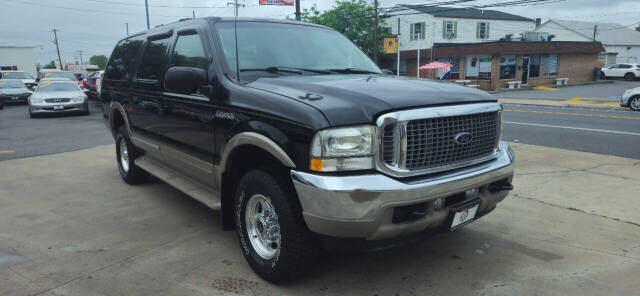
<box><xmin>101</xmin><ymin>17</ymin><xmax>515</xmax><ymax>283</ymax></box>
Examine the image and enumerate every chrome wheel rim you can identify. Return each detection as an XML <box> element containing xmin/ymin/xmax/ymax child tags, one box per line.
<box><xmin>119</xmin><ymin>140</ymin><xmax>130</xmax><ymax>173</ymax></box>
<box><xmin>245</xmin><ymin>194</ymin><xmax>281</xmax><ymax>260</ymax></box>
<box><xmin>631</xmin><ymin>98</ymin><xmax>640</xmax><ymax>110</ymax></box>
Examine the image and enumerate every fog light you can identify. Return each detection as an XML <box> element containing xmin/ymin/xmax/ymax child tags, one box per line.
<box><xmin>434</xmin><ymin>197</ymin><xmax>445</xmax><ymax>210</ymax></box>
<box><xmin>466</xmin><ymin>188</ymin><xmax>479</xmax><ymax>199</ymax></box>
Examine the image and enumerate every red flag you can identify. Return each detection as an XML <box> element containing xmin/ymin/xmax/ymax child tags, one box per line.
<box><xmin>259</xmin><ymin>0</ymin><xmax>294</xmax><ymax>6</ymax></box>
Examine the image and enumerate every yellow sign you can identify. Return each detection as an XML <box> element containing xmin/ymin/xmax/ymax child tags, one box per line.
<box><xmin>383</xmin><ymin>37</ymin><xmax>398</xmax><ymax>54</ymax></box>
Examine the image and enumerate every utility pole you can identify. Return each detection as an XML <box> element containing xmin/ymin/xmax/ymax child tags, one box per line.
<box><xmin>126</xmin><ymin>23</ymin><xmax>129</xmax><ymax>36</ymax></box>
<box><xmin>53</xmin><ymin>29</ymin><xmax>63</xmax><ymax>71</ymax></box>
<box><xmin>228</xmin><ymin>0</ymin><xmax>244</xmax><ymax>17</ymax></box>
<box><xmin>145</xmin><ymin>0</ymin><xmax>150</xmax><ymax>29</ymax></box>
<box><xmin>295</xmin><ymin>0</ymin><xmax>301</xmax><ymax>21</ymax></box>
<box><xmin>397</xmin><ymin>18</ymin><xmax>400</xmax><ymax>76</ymax></box>
<box><xmin>373</xmin><ymin>0</ymin><xmax>379</xmax><ymax>64</ymax></box>
<box><xmin>593</xmin><ymin>25</ymin><xmax>598</xmax><ymax>41</ymax></box>
<box><xmin>193</xmin><ymin>10</ymin><xmax>195</xmax><ymax>18</ymax></box>
<box><xmin>417</xmin><ymin>48</ymin><xmax>420</xmax><ymax>78</ymax></box>
<box><xmin>78</xmin><ymin>50</ymin><xmax>84</xmax><ymax>65</ymax></box>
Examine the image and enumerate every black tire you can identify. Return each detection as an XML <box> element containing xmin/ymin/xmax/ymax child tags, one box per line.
<box><xmin>235</xmin><ymin>168</ymin><xmax>322</xmax><ymax>284</ymax></box>
<box><xmin>29</xmin><ymin>112</ymin><xmax>37</xmax><ymax>118</ymax></box>
<box><xmin>116</xmin><ymin>126</ymin><xmax>150</xmax><ymax>184</ymax></box>
<box><xmin>624</xmin><ymin>73</ymin><xmax>636</xmax><ymax>81</ymax></box>
<box><xmin>629</xmin><ymin>96</ymin><xmax>640</xmax><ymax>111</ymax></box>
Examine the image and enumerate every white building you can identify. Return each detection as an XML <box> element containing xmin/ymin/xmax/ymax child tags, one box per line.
<box><xmin>535</xmin><ymin>20</ymin><xmax>640</xmax><ymax>66</ymax></box>
<box><xmin>383</xmin><ymin>5</ymin><xmax>536</xmax><ymax>74</ymax></box>
<box><xmin>0</xmin><ymin>46</ymin><xmax>38</xmax><ymax>77</ymax></box>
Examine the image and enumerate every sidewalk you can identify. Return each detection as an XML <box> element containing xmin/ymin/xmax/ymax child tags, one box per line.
<box><xmin>499</xmin><ymin>97</ymin><xmax>627</xmax><ymax>110</ymax></box>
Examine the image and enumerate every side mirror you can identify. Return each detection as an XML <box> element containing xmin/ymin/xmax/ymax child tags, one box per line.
<box><xmin>164</xmin><ymin>66</ymin><xmax>207</xmax><ymax>95</ymax></box>
<box><xmin>382</xmin><ymin>69</ymin><xmax>394</xmax><ymax>75</ymax></box>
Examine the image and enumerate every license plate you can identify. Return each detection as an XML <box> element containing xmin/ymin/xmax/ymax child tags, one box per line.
<box><xmin>12</xmin><ymin>96</ymin><xmax>18</xmax><ymax>100</ymax></box>
<box><xmin>450</xmin><ymin>202</ymin><xmax>479</xmax><ymax>231</ymax></box>
<box><xmin>53</xmin><ymin>105</ymin><xmax>64</xmax><ymax>110</ymax></box>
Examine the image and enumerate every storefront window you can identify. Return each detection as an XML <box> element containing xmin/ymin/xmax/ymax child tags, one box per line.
<box><xmin>544</xmin><ymin>54</ymin><xmax>558</xmax><ymax>76</ymax></box>
<box><xmin>500</xmin><ymin>55</ymin><xmax>517</xmax><ymax>79</ymax></box>
<box><xmin>478</xmin><ymin>57</ymin><xmax>492</xmax><ymax>79</ymax></box>
<box><xmin>530</xmin><ymin>54</ymin><xmax>541</xmax><ymax>77</ymax></box>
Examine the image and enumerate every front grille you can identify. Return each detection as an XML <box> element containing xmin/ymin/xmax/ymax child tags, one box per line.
<box><xmin>404</xmin><ymin>111</ymin><xmax>499</xmax><ymax>170</ymax></box>
<box><xmin>45</xmin><ymin>98</ymin><xmax>70</xmax><ymax>103</ymax></box>
<box><xmin>382</xmin><ymin>123</ymin><xmax>397</xmax><ymax>165</ymax></box>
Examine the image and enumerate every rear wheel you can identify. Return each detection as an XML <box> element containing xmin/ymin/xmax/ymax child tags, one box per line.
<box><xmin>116</xmin><ymin>126</ymin><xmax>149</xmax><ymax>184</ymax></box>
<box><xmin>624</xmin><ymin>73</ymin><xmax>636</xmax><ymax>81</ymax></box>
<box><xmin>629</xmin><ymin>96</ymin><xmax>640</xmax><ymax>111</ymax></box>
<box><xmin>235</xmin><ymin>169</ymin><xmax>321</xmax><ymax>284</ymax></box>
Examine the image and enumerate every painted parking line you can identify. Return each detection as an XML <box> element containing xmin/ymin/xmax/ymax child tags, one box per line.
<box><xmin>0</xmin><ymin>150</ymin><xmax>14</xmax><ymax>154</ymax></box>
<box><xmin>504</xmin><ymin>109</ymin><xmax>640</xmax><ymax>120</ymax></box>
<box><xmin>504</xmin><ymin>121</ymin><xmax>640</xmax><ymax>136</ymax></box>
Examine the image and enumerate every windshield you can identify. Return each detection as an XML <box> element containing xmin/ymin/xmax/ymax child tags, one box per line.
<box><xmin>2</xmin><ymin>72</ymin><xmax>33</xmax><ymax>79</ymax></box>
<box><xmin>215</xmin><ymin>21</ymin><xmax>381</xmax><ymax>80</ymax></box>
<box><xmin>36</xmin><ymin>82</ymin><xmax>79</xmax><ymax>93</ymax></box>
<box><xmin>42</xmin><ymin>72</ymin><xmax>78</xmax><ymax>81</ymax></box>
<box><xmin>0</xmin><ymin>80</ymin><xmax>27</xmax><ymax>89</ymax></box>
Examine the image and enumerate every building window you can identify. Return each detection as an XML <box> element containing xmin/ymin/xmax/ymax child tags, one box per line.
<box><xmin>529</xmin><ymin>54</ymin><xmax>541</xmax><ymax>77</ymax></box>
<box><xmin>544</xmin><ymin>54</ymin><xmax>558</xmax><ymax>76</ymax></box>
<box><xmin>410</xmin><ymin>22</ymin><xmax>425</xmax><ymax>41</ymax></box>
<box><xmin>381</xmin><ymin>27</ymin><xmax>392</xmax><ymax>35</ymax></box>
<box><xmin>500</xmin><ymin>55</ymin><xmax>517</xmax><ymax>79</ymax></box>
<box><xmin>477</xmin><ymin>22</ymin><xmax>490</xmax><ymax>39</ymax></box>
<box><xmin>443</xmin><ymin>20</ymin><xmax>457</xmax><ymax>39</ymax></box>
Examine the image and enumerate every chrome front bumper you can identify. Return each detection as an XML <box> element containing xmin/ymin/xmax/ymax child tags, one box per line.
<box><xmin>30</xmin><ymin>102</ymin><xmax>89</xmax><ymax>114</ymax></box>
<box><xmin>291</xmin><ymin>141</ymin><xmax>515</xmax><ymax>240</ymax></box>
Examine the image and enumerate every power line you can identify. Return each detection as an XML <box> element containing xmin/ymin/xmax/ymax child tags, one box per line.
<box><xmin>1</xmin><ymin>0</ymin><xmax>190</xmax><ymax>18</ymax></box>
<box><xmin>82</xmin><ymin>0</ymin><xmax>235</xmax><ymax>9</ymax></box>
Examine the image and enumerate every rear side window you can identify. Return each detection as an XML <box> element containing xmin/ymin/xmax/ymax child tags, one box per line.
<box><xmin>619</xmin><ymin>64</ymin><xmax>633</xmax><ymax>69</ymax></box>
<box><xmin>170</xmin><ymin>33</ymin><xmax>208</xmax><ymax>70</ymax></box>
<box><xmin>136</xmin><ymin>38</ymin><xmax>170</xmax><ymax>80</ymax></box>
<box><xmin>105</xmin><ymin>36</ymin><xmax>144</xmax><ymax>81</ymax></box>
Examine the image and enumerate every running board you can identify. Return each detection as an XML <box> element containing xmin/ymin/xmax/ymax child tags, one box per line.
<box><xmin>135</xmin><ymin>157</ymin><xmax>221</xmax><ymax>210</ymax></box>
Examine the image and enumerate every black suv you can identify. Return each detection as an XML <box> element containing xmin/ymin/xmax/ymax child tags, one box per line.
<box><xmin>101</xmin><ymin>17</ymin><xmax>515</xmax><ymax>283</ymax></box>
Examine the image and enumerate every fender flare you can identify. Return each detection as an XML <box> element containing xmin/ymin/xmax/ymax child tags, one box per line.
<box><xmin>220</xmin><ymin>132</ymin><xmax>296</xmax><ymax>173</ymax></box>
<box><xmin>108</xmin><ymin>102</ymin><xmax>132</xmax><ymax>138</ymax></box>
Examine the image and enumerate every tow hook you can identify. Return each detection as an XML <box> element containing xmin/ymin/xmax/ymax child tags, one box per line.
<box><xmin>489</xmin><ymin>181</ymin><xmax>514</xmax><ymax>193</ymax></box>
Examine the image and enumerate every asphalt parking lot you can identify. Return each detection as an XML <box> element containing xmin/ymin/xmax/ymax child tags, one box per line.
<box><xmin>1</xmin><ymin>142</ymin><xmax>639</xmax><ymax>295</ymax></box>
<box><xmin>497</xmin><ymin>80</ymin><xmax>640</xmax><ymax>100</ymax></box>
<box><xmin>0</xmin><ymin>101</ymin><xmax>112</xmax><ymax>161</ymax></box>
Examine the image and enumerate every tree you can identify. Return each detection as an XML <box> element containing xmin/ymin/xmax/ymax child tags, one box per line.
<box><xmin>43</xmin><ymin>60</ymin><xmax>57</xmax><ymax>69</ymax></box>
<box><xmin>89</xmin><ymin>55</ymin><xmax>108</xmax><ymax>70</ymax></box>
<box><xmin>297</xmin><ymin>0</ymin><xmax>392</xmax><ymax>64</ymax></box>
<box><xmin>636</xmin><ymin>25</ymin><xmax>640</xmax><ymax>32</ymax></box>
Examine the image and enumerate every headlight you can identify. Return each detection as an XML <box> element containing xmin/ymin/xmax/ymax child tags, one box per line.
<box><xmin>309</xmin><ymin>125</ymin><xmax>376</xmax><ymax>172</ymax></box>
<box><xmin>30</xmin><ymin>97</ymin><xmax>44</xmax><ymax>104</ymax></box>
<box><xmin>70</xmin><ymin>95</ymin><xmax>86</xmax><ymax>103</ymax></box>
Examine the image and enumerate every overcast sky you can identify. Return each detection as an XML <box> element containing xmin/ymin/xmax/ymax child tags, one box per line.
<box><xmin>1</xmin><ymin>0</ymin><xmax>639</xmax><ymax>65</ymax></box>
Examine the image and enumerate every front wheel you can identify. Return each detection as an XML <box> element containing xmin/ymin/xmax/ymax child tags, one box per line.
<box><xmin>624</xmin><ymin>73</ymin><xmax>636</xmax><ymax>81</ymax></box>
<box><xmin>629</xmin><ymin>96</ymin><xmax>640</xmax><ymax>111</ymax></box>
<box><xmin>235</xmin><ymin>169</ymin><xmax>321</xmax><ymax>284</ymax></box>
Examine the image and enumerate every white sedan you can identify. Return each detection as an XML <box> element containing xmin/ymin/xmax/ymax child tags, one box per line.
<box><xmin>601</xmin><ymin>63</ymin><xmax>640</xmax><ymax>81</ymax></box>
<box><xmin>621</xmin><ymin>87</ymin><xmax>640</xmax><ymax>111</ymax></box>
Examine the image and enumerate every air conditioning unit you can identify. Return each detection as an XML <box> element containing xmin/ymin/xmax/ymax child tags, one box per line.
<box><xmin>446</xmin><ymin>32</ymin><xmax>455</xmax><ymax>39</ymax></box>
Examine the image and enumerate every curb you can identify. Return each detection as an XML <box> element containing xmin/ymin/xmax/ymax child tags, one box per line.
<box><xmin>498</xmin><ymin>99</ymin><xmax>629</xmax><ymax>111</ymax></box>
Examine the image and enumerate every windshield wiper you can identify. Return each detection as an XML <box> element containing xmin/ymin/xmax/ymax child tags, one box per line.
<box><xmin>327</xmin><ymin>68</ymin><xmax>380</xmax><ymax>74</ymax></box>
<box><xmin>240</xmin><ymin>67</ymin><xmax>303</xmax><ymax>74</ymax></box>
<box><xmin>240</xmin><ymin>67</ymin><xmax>335</xmax><ymax>75</ymax></box>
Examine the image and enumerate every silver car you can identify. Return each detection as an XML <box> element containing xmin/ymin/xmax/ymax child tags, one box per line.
<box><xmin>0</xmin><ymin>79</ymin><xmax>32</xmax><ymax>104</ymax></box>
<box><xmin>28</xmin><ymin>79</ymin><xmax>89</xmax><ymax>118</ymax></box>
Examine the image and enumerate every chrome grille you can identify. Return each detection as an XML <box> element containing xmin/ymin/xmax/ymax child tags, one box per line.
<box><xmin>377</xmin><ymin>103</ymin><xmax>502</xmax><ymax>177</ymax></box>
<box><xmin>382</xmin><ymin>124</ymin><xmax>397</xmax><ymax>165</ymax></box>
<box><xmin>45</xmin><ymin>98</ymin><xmax>70</xmax><ymax>103</ymax></box>
<box><xmin>404</xmin><ymin>111</ymin><xmax>499</xmax><ymax>170</ymax></box>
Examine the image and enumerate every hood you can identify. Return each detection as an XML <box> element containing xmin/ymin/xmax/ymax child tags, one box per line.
<box><xmin>0</xmin><ymin>88</ymin><xmax>31</xmax><ymax>95</ymax></box>
<box><xmin>247</xmin><ymin>74</ymin><xmax>497</xmax><ymax>126</ymax></box>
<box><xmin>33</xmin><ymin>90</ymin><xmax>83</xmax><ymax>99</ymax></box>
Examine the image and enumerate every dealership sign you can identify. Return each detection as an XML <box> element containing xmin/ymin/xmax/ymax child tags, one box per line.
<box><xmin>259</xmin><ymin>0</ymin><xmax>294</xmax><ymax>6</ymax></box>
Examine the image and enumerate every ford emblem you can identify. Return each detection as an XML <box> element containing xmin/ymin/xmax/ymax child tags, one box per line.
<box><xmin>454</xmin><ymin>132</ymin><xmax>473</xmax><ymax>145</ymax></box>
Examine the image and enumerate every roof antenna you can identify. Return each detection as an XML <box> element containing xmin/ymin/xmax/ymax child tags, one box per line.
<box><xmin>234</xmin><ymin>6</ymin><xmax>241</xmax><ymax>84</ymax></box>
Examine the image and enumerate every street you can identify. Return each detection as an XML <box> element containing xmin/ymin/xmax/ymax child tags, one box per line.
<box><xmin>498</xmin><ymin>80</ymin><xmax>640</xmax><ymax>100</ymax></box>
<box><xmin>502</xmin><ymin>104</ymin><xmax>640</xmax><ymax>159</ymax></box>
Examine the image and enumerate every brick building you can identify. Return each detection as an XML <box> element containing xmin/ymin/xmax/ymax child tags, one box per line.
<box><xmin>400</xmin><ymin>41</ymin><xmax>605</xmax><ymax>91</ymax></box>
